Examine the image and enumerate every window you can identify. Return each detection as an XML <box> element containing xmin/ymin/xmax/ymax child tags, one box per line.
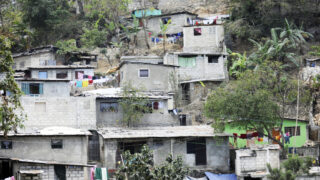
<box><xmin>179</xmin><ymin>115</ymin><xmax>187</xmax><ymax>126</ymax></box>
<box><xmin>187</xmin><ymin>138</ymin><xmax>207</xmax><ymax>165</ymax></box>
<box><xmin>38</xmin><ymin>71</ymin><xmax>47</xmax><ymax>79</ymax></box>
<box><xmin>30</xmin><ymin>83</ymin><xmax>41</xmax><ymax>94</ymax></box>
<box><xmin>100</xmin><ymin>102</ymin><xmax>118</xmax><ymax>112</ymax></box>
<box><xmin>1</xmin><ymin>140</ymin><xmax>12</xmax><ymax>149</ymax></box>
<box><xmin>139</xmin><ymin>69</ymin><xmax>149</xmax><ymax>78</ymax></box>
<box><xmin>152</xmin><ymin>102</ymin><xmax>159</xmax><ymax>110</ymax></box>
<box><xmin>88</xmin><ymin>131</ymin><xmax>100</xmax><ymax>161</ymax></box>
<box><xmin>208</xmin><ymin>55</ymin><xmax>219</xmax><ymax>63</ymax></box>
<box><xmin>19</xmin><ymin>61</ymin><xmax>25</xmax><ymax>68</ymax></box>
<box><xmin>285</xmin><ymin>126</ymin><xmax>301</xmax><ymax>136</ymax></box>
<box><xmin>178</xmin><ymin>56</ymin><xmax>196</xmax><ymax>68</ymax></box>
<box><xmin>194</xmin><ymin>28</ymin><xmax>202</xmax><ymax>36</ymax></box>
<box><xmin>21</xmin><ymin>83</ymin><xmax>43</xmax><ymax>95</ymax></box>
<box><xmin>56</xmin><ymin>71</ymin><xmax>68</xmax><ymax>79</ymax></box>
<box><xmin>161</xmin><ymin>17</ymin><xmax>171</xmax><ymax>24</ymax></box>
<box><xmin>51</xmin><ymin>139</ymin><xmax>63</xmax><ymax>149</ymax></box>
<box><xmin>75</xmin><ymin>71</ymin><xmax>84</xmax><ymax>79</ymax></box>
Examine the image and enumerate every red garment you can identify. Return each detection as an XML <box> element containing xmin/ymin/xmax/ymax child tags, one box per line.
<box><xmin>89</xmin><ymin>80</ymin><xmax>93</xmax><ymax>84</ymax></box>
<box><xmin>233</xmin><ymin>133</ymin><xmax>238</xmax><ymax>137</ymax></box>
<box><xmin>240</xmin><ymin>134</ymin><xmax>247</xmax><ymax>139</ymax></box>
<box><xmin>252</xmin><ymin>132</ymin><xmax>259</xmax><ymax>137</ymax></box>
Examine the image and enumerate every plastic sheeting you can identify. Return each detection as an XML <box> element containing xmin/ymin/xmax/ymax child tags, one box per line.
<box><xmin>205</xmin><ymin>172</ymin><xmax>237</xmax><ymax>180</ymax></box>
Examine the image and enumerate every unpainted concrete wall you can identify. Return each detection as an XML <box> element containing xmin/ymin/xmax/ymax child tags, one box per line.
<box><xmin>18</xmin><ymin>81</ymin><xmax>71</xmax><ymax>97</ymax></box>
<box><xmin>13</xmin><ymin>52</ymin><xmax>64</xmax><ymax>71</ymax></box>
<box><xmin>31</xmin><ymin>68</ymin><xmax>94</xmax><ymax>81</ymax></box>
<box><xmin>102</xmin><ymin>137</ymin><xmax>230</xmax><ymax>172</ymax></box>
<box><xmin>0</xmin><ymin>136</ymin><xmax>88</xmax><ymax>164</ymax></box>
<box><xmin>96</xmin><ymin>98</ymin><xmax>178</xmax><ymax>128</ymax></box>
<box><xmin>165</xmin><ymin>54</ymin><xmax>227</xmax><ymax>82</ymax></box>
<box><xmin>146</xmin><ymin>14</ymin><xmax>196</xmax><ymax>35</ymax></box>
<box><xmin>120</xmin><ymin>63</ymin><xmax>177</xmax><ymax>92</ymax></box>
<box><xmin>183</xmin><ymin>25</ymin><xmax>226</xmax><ymax>54</ymax></box>
<box><xmin>20</xmin><ymin>96</ymin><xmax>96</xmax><ymax>130</ymax></box>
<box><xmin>13</xmin><ymin>163</ymin><xmax>89</xmax><ymax>180</ymax></box>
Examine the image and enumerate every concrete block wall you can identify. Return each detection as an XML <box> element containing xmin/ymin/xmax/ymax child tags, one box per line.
<box><xmin>20</xmin><ymin>96</ymin><xmax>96</xmax><ymax>130</ymax></box>
<box><xmin>183</xmin><ymin>25</ymin><xmax>225</xmax><ymax>54</ymax></box>
<box><xmin>96</xmin><ymin>99</ymin><xmax>178</xmax><ymax>128</ymax></box>
<box><xmin>17</xmin><ymin>163</ymin><xmax>55</xmax><ymax>180</ymax></box>
<box><xmin>235</xmin><ymin>145</ymin><xmax>280</xmax><ymax>177</ymax></box>
<box><xmin>66</xmin><ymin>166</ymin><xmax>85</xmax><ymax>180</ymax></box>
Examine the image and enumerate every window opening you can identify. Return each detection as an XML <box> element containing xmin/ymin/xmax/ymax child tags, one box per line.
<box><xmin>178</xmin><ymin>56</ymin><xmax>196</xmax><ymax>68</ymax></box>
<box><xmin>187</xmin><ymin>138</ymin><xmax>207</xmax><ymax>165</ymax></box>
<box><xmin>51</xmin><ymin>139</ymin><xmax>63</xmax><ymax>149</ymax></box>
<box><xmin>75</xmin><ymin>71</ymin><xmax>84</xmax><ymax>79</ymax></box>
<box><xmin>38</xmin><ymin>71</ymin><xmax>47</xmax><ymax>79</ymax></box>
<box><xmin>1</xmin><ymin>141</ymin><xmax>12</xmax><ymax>149</ymax></box>
<box><xmin>194</xmin><ymin>28</ymin><xmax>202</xmax><ymax>36</ymax></box>
<box><xmin>100</xmin><ymin>102</ymin><xmax>118</xmax><ymax>112</ymax></box>
<box><xmin>285</xmin><ymin>126</ymin><xmax>301</xmax><ymax>136</ymax></box>
<box><xmin>139</xmin><ymin>69</ymin><xmax>149</xmax><ymax>78</ymax></box>
<box><xmin>179</xmin><ymin>115</ymin><xmax>187</xmax><ymax>126</ymax></box>
<box><xmin>29</xmin><ymin>83</ymin><xmax>43</xmax><ymax>95</ymax></box>
<box><xmin>208</xmin><ymin>55</ymin><xmax>219</xmax><ymax>63</ymax></box>
<box><xmin>161</xmin><ymin>17</ymin><xmax>171</xmax><ymax>24</ymax></box>
<box><xmin>56</xmin><ymin>71</ymin><xmax>68</xmax><ymax>79</ymax></box>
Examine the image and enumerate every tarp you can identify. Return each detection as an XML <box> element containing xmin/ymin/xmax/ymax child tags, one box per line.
<box><xmin>134</xmin><ymin>9</ymin><xmax>161</xmax><ymax>18</ymax></box>
<box><xmin>205</xmin><ymin>172</ymin><xmax>237</xmax><ymax>180</ymax></box>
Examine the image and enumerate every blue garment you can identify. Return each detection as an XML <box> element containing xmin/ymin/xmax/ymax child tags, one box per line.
<box><xmin>205</xmin><ymin>172</ymin><xmax>237</xmax><ymax>180</ymax></box>
<box><xmin>284</xmin><ymin>136</ymin><xmax>290</xmax><ymax>144</ymax></box>
<box><xmin>76</xmin><ymin>81</ymin><xmax>82</xmax><ymax>87</ymax></box>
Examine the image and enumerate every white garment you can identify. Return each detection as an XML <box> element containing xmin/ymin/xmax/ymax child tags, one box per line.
<box><xmin>101</xmin><ymin>168</ymin><xmax>107</xmax><ymax>180</ymax></box>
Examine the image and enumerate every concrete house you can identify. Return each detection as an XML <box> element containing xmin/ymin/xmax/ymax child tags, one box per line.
<box><xmin>0</xmin><ymin>127</ymin><xmax>92</xmax><ymax>180</ymax></box>
<box><xmin>119</xmin><ymin>56</ymin><xmax>178</xmax><ymax>93</ymax></box>
<box><xmin>98</xmin><ymin>126</ymin><xmax>231</xmax><ymax>173</ymax></box>
<box><xmin>84</xmin><ymin>88</ymin><xmax>179</xmax><ymax>128</ymax></box>
<box><xmin>163</xmin><ymin>24</ymin><xmax>228</xmax><ymax>104</ymax></box>
<box><xmin>135</xmin><ymin>11</ymin><xmax>196</xmax><ymax>47</ymax></box>
<box><xmin>12</xmin><ymin>46</ymin><xmax>98</xmax><ymax>71</ymax></box>
<box><xmin>27</xmin><ymin>65</ymin><xmax>95</xmax><ymax>81</ymax></box>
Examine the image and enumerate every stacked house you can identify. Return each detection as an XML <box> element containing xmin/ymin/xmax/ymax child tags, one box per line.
<box><xmin>0</xmin><ymin>11</ymin><xmax>233</xmax><ymax>180</ymax></box>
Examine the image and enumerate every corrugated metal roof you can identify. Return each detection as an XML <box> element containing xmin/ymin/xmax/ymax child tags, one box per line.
<box><xmin>97</xmin><ymin>125</ymin><xmax>231</xmax><ymax>139</ymax></box>
<box><xmin>27</xmin><ymin>65</ymin><xmax>95</xmax><ymax>69</ymax></box>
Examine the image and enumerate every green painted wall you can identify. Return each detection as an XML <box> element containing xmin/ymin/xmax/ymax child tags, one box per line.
<box><xmin>224</xmin><ymin>119</ymin><xmax>308</xmax><ymax>148</ymax></box>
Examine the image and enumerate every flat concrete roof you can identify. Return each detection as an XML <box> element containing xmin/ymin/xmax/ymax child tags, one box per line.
<box><xmin>84</xmin><ymin>88</ymin><xmax>172</xmax><ymax>99</ymax></box>
<box><xmin>97</xmin><ymin>125</ymin><xmax>231</xmax><ymax>139</ymax></box>
<box><xmin>27</xmin><ymin>65</ymin><xmax>95</xmax><ymax>69</ymax></box>
<box><xmin>1</xmin><ymin>127</ymin><xmax>91</xmax><ymax>137</ymax></box>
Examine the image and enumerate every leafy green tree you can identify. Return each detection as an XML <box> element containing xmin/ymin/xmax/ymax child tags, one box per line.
<box><xmin>309</xmin><ymin>45</ymin><xmax>320</xmax><ymax>57</ymax></box>
<box><xmin>204</xmin><ymin>61</ymin><xmax>310</xmax><ymax>148</ymax></box>
<box><xmin>0</xmin><ymin>36</ymin><xmax>25</xmax><ymax>136</ymax></box>
<box><xmin>116</xmin><ymin>145</ymin><xmax>188</xmax><ymax>180</ymax></box>
<box><xmin>154</xmin><ymin>155</ymin><xmax>189</xmax><ymax>180</ymax></box>
<box><xmin>116</xmin><ymin>145</ymin><xmax>155</xmax><ymax>180</ymax></box>
<box><xmin>228</xmin><ymin>50</ymin><xmax>248</xmax><ymax>78</ymax></box>
<box><xmin>159</xmin><ymin>18</ymin><xmax>172</xmax><ymax>54</ymax></box>
<box><xmin>267</xmin><ymin>155</ymin><xmax>313</xmax><ymax>180</ymax></box>
<box><xmin>119</xmin><ymin>83</ymin><xmax>149</xmax><ymax>127</ymax></box>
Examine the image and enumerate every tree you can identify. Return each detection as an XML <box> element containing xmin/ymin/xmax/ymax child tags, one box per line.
<box><xmin>267</xmin><ymin>155</ymin><xmax>313</xmax><ymax>180</ymax></box>
<box><xmin>204</xmin><ymin>61</ymin><xmax>310</xmax><ymax>148</ymax></box>
<box><xmin>154</xmin><ymin>155</ymin><xmax>189</xmax><ymax>180</ymax></box>
<box><xmin>119</xmin><ymin>83</ymin><xmax>149</xmax><ymax>127</ymax></box>
<box><xmin>0</xmin><ymin>36</ymin><xmax>25</xmax><ymax>136</ymax></box>
<box><xmin>159</xmin><ymin>18</ymin><xmax>172</xmax><ymax>54</ymax></box>
<box><xmin>115</xmin><ymin>145</ymin><xmax>188</xmax><ymax>180</ymax></box>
